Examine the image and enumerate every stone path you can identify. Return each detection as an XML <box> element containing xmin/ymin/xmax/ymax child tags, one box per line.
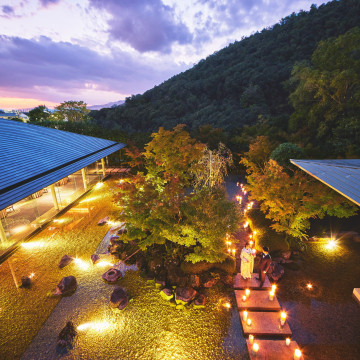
<box><xmin>232</xmin><ymin>182</ymin><xmax>304</xmax><ymax>359</ymax></box>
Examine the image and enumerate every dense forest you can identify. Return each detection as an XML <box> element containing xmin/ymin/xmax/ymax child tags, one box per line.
<box><xmin>89</xmin><ymin>0</ymin><xmax>360</xmax><ymax>158</ymax></box>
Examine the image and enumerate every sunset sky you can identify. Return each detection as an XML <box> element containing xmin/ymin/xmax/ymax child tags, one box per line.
<box><xmin>0</xmin><ymin>0</ymin><xmax>327</xmax><ymax>109</ymax></box>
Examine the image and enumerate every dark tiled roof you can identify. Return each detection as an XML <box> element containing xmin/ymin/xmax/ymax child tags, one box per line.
<box><xmin>291</xmin><ymin>159</ymin><xmax>360</xmax><ymax>206</ymax></box>
<box><xmin>0</xmin><ymin>119</ymin><xmax>125</xmax><ymax>210</ymax></box>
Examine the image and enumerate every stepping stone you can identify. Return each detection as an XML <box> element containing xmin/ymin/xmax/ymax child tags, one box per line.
<box><xmin>353</xmin><ymin>288</ymin><xmax>360</xmax><ymax>305</ymax></box>
<box><xmin>246</xmin><ymin>339</ymin><xmax>304</xmax><ymax>360</ymax></box>
<box><xmin>235</xmin><ymin>290</ymin><xmax>281</xmax><ymax>311</ymax></box>
<box><xmin>240</xmin><ymin>312</ymin><xmax>292</xmax><ymax>337</ymax></box>
<box><xmin>234</xmin><ymin>273</ymin><xmax>271</xmax><ymax>290</ymax></box>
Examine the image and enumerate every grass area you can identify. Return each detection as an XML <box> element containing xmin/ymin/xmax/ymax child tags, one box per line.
<box><xmin>0</xmin><ymin>180</ymin><xmax>118</xmax><ymax>360</ymax></box>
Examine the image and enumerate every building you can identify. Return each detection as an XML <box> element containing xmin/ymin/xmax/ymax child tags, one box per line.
<box><xmin>0</xmin><ymin>119</ymin><xmax>126</xmax><ymax>257</ymax></box>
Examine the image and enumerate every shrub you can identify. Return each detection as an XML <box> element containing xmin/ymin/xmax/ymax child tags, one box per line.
<box><xmin>180</xmin><ymin>256</ymin><xmax>236</xmax><ymax>275</ymax></box>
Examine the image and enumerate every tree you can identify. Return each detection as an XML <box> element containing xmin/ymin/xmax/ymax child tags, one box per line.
<box><xmin>53</xmin><ymin>101</ymin><xmax>90</xmax><ymax>123</ymax></box>
<box><xmin>28</xmin><ymin>105</ymin><xmax>50</xmax><ymax>122</ymax></box>
<box><xmin>289</xmin><ymin>27</ymin><xmax>360</xmax><ymax>156</ymax></box>
<box><xmin>192</xmin><ymin>143</ymin><xmax>233</xmax><ymax>189</ymax></box>
<box><xmin>270</xmin><ymin>142</ymin><xmax>305</xmax><ymax>167</ymax></box>
<box><xmin>116</xmin><ymin>125</ymin><xmax>241</xmax><ymax>263</ymax></box>
<box><xmin>241</xmin><ymin>136</ymin><xmax>357</xmax><ymax>240</ymax></box>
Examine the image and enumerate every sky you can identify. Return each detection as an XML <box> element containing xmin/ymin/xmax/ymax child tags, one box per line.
<box><xmin>0</xmin><ymin>0</ymin><xmax>328</xmax><ymax>109</ymax></box>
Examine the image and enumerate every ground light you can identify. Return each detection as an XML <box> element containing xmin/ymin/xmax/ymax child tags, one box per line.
<box><xmin>95</xmin><ymin>182</ymin><xmax>104</xmax><ymax>189</ymax></box>
<box><xmin>326</xmin><ymin>238</ymin><xmax>337</xmax><ymax>250</ymax></box>
<box><xmin>77</xmin><ymin>320</ymin><xmax>112</xmax><ymax>332</ymax></box>
<box><xmin>73</xmin><ymin>258</ymin><xmax>90</xmax><ymax>270</ymax></box>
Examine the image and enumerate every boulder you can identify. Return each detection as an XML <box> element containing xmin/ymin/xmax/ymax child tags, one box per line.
<box><xmin>109</xmin><ymin>287</ymin><xmax>129</xmax><ymax>310</ymax></box>
<box><xmin>110</xmin><ymin>236</ymin><xmax>121</xmax><ymax>245</ymax></box>
<box><xmin>21</xmin><ymin>276</ymin><xmax>31</xmax><ymax>288</ymax></box>
<box><xmin>57</xmin><ymin>321</ymin><xmax>77</xmax><ymax>349</ymax></box>
<box><xmin>269</xmin><ymin>263</ymin><xmax>285</xmax><ymax>282</ymax></box>
<box><xmin>175</xmin><ymin>287</ymin><xmax>197</xmax><ymax>305</ymax></box>
<box><xmin>148</xmin><ymin>256</ymin><xmax>163</xmax><ymax>275</ymax></box>
<box><xmin>117</xmin><ymin>228</ymin><xmax>127</xmax><ymax>235</ymax></box>
<box><xmin>160</xmin><ymin>288</ymin><xmax>173</xmax><ymax>301</ymax></box>
<box><xmin>155</xmin><ymin>271</ymin><xmax>167</xmax><ymax>288</ymax></box>
<box><xmin>187</xmin><ymin>275</ymin><xmax>200</xmax><ymax>289</ymax></box>
<box><xmin>136</xmin><ymin>254</ymin><xmax>147</xmax><ymax>271</ymax></box>
<box><xmin>281</xmin><ymin>250</ymin><xmax>292</xmax><ymax>260</ymax></box>
<box><xmin>202</xmin><ymin>274</ymin><xmax>218</xmax><ymax>288</ymax></box>
<box><xmin>97</xmin><ymin>216</ymin><xmax>109</xmax><ymax>226</ymax></box>
<box><xmin>221</xmin><ymin>275</ymin><xmax>234</xmax><ymax>287</ymax></box>
<box><xmin>144</xmin><ymin>271</ymin><xmax>155</xmax><ymax>281</ymax></box>
<box><xmin>58</xmin><ymin>255</ymin><xmax>73</xmax><ymax>269</ymax></box>
<box><xmin>167</xmin><ymin>266</ymin><xmax>184</xmax><ymax>287</ymax></box>
<box><xmin>109</xmin><ymin>244</ymin><xmax>122</xmax><ymax>255</ymax></box>
<box><xmin>55</xmin><ymin>276</ymin><xmax>77</xmax><ymax>295</ymax></box>
<box><xmin>194</xmin><ymin>294</ymin><xmax>206</xmax><ymax>308</ymax></box>
<box><xmin>90</xmin><ymin>254</ymin><xmax>100</xmax><ymax>265</ymax></box>
<box><xmin>102</xmin><ymin>268</ymin><xmax>122</xmax><ymax>283</ymax></box>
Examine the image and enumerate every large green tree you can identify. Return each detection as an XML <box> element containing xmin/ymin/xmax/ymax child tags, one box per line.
<box><xmin>116</xmin><ymin>125</ymin><xmax>241</xmax><ymax>263</ymax></box>
<box><xmin>241</xmin><ymin>136</ymin><xmax>357</xmax><ymax>240</ymax></box>
<box><xmin>28</xmin><ymin>105</ymin><xmax>50</xmax><ymax>122</ymax></box>
<box><xmin>52</xmin><ymin>101</ymin><xmax>90</xmax><ymax>123</ymax></box>
<box><xmin>289</xmin><ymin>27</ymin><xmax>360</xmax><ymax>156</ymax></box>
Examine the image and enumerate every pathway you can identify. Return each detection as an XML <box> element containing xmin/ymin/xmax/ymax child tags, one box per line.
<box><xmin>232</xmin><ymin>182</ymin><xmax>304</xmax><ymax>359</ymax></box>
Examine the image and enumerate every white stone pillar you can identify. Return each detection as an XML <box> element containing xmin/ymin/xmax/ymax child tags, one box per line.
<box><xmin>81</xmin><ymin>167</ymin><xmax>88</xmax><ymax>190</ymax></box>
<box><xmin>101</xmin><ymin>158</ymin><xmax>106</xmax><ymax>177</ymax></box>
<box><xmin>0</xmin><ymin>220</ymin><xmax>7</xmax><ymax>243</ymax></box>
<box><xmin>50</xmin><ymin>184</ymin><xmax>59</xmax><ymax>210</ymax></box>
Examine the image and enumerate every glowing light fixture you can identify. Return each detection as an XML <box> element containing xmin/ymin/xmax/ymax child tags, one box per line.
<box><xmin>307</xmin><ymin>283</ymin><xmax>313</xmax><ymax>290</ymax></box>
<box><xmin>95</xmin><ymin>182</ymin><xmax>104</xmax><ymax>189</ymax></box>
<box><xmin>74</xmin><ymin>258</ymin><xmax>90</xmax><ymax>270</ymax></box>
<box><xmin>77</xmin><ymin>320</ymin><xmax>111</xmax><ymax>332</ymax></box>
<box><xmin>294</xmin><ymin>349</ymin><xmax>302</xmax><ymax>359</ymax></box>
<box><xmin>326</xmin><ymin>238</ymin><xmax>337</xmax><ymax>250</ymax></box>
<box><xmin>252</xmin><ymin>343</ymin><xmax>259</xmax><ymax>353</ymax></box>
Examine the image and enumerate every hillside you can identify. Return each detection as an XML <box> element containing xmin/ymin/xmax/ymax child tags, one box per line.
<box><xmin>90</xmin><ymin>0</ymin><xmax>360</xmax><ymax>136</ymax></box>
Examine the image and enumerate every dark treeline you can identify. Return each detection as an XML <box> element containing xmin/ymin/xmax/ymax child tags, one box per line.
<box><xmin>89</xmin><ymin>0</ymin><xmax>360</xmax><ymax>158</ymax></box>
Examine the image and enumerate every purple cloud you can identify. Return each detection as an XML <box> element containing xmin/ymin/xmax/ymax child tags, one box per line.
<box><xmin>39</xmin><ymin>0</ymin><xmax>61</xmax><ymax>7</ymax></box>
<box><xmin>0</xmin><ymin>35</ymin><xmax>187</xmax><ymax>103</ymax></box>
<box><xmin>89</xmin><ymin>0</ymin><xmax>192</xmax><ymax>53</ymax></box>
<box><xmin>2</xmin><ymin>5</ymin><xmax>14</xmax><ymax>14</ymax></box>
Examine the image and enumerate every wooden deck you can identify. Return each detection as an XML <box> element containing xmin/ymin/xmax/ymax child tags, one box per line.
<box><xmin>233</xmin><ymin>273</ymin><xmax>271</xmax><ymax>290</ymax></box>
<box><xmin>235</xmin><ymin>290</ymin><xmax>281</xmax><ymax>311</ymax></box>
<box><xmin>239</xmin><ymin>311</ymin><xmax>292</xmax><ymax>337</ymax></box>
<box><xmin>246</xmin><ymin>339</ymin><xmax>304</xmax><ymax>360</ymax></box>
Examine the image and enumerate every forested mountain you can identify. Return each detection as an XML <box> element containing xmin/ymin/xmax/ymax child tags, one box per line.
<box><xmin>90</xmin><ymin>0</ymin><xmax>360</xmax><ymax>157</ymax></box>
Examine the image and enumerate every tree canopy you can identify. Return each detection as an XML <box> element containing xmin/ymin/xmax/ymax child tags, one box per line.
<box><xmin>241</xmin><ymin>136</ymin><xmax>357</xmax><ymax>240</ymax></box>
<box><xmin>116</xmin><ymin>126</ymin><xmax>241</xmax><ymax>263</ymax></box>
<box><xmin>52</xmin><ymin>101</ymin><xmax>90</xmax><ymax>123</ymax></box>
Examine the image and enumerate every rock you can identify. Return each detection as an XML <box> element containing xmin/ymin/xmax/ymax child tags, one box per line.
<box><xmin>155</xmin><ymin>272</ymin><xmax>167</xmax><ymax>288</ymax></box>
<box><xmin>58</xmin><ymin>255</ymin><xmax>74</xmax><ymax>269</ymax></box>
<box><xmin>117</xmin><ymin>228</ymin><xmax>127</xmax><ymax>235</ymax></box>
<box><xmin>144</xmin><ymin>271</ymin><xmax>155</xmax><ymax>281</ymax></box>
<box><xmin>148</xmin><ymin>256</ymin><xmax>163</xmax><ymax>275</ymax></box>
<box><xmin>273</xmin><ymin>257</ymin><xmax>286</xmax><ymax>264</ymax></box>
<box><xmin>167</xmin><ymin>266</ymin><xmax>184</xmax><ymax>287</ymax></box>
<box><xmin>269</xmin><ymin>263</ymin><xmax>285</xmax><ymax>281</ymax></box>
<box><xmin>187</xmin><ymin>275</ymin><xmax>200</xmax><ymax>289</ymax></box>
<box><xmin>281</xmin><ymin>250</ymin><xmax>292</xmax><ymax>260</ymax></box>
<box><xmin>136</xmin><ymin>254</ymin><xmax>147</xmax><ymax>271</ymax></box>
<box><xmin>109</xmin><ymin>287</ymin><xmax>129</xmax><ymax>310</ymax></box>
<box><xmin>90</xmin><ymin>254</ymin><xmax>100</xmax><ymax>265</ymax></box>
<box><xmin>194</xmin><ymin>294</ymin><xmax>206</xmax><ymax>308</ymax></box>
<box><xmin>102</xmin><ymin>268</ymin><xmax>122</xmax><ymax>283</ymax></box>
<box><xmin>57</xmin><ymin>321</ymin><xmax>77</xmax><ymax>349</ymax></box>
<box><xmin>55</xmin><ymin>276</ymin><xmax>77</xmax><ymax>295</ymax></box>
<box><xmin>175</xmin><ymin>287</ymin><xmax>197</xmax><ymax>305</ymax></box>
<box><xmin>160</xmin><ymin>288</ymin><xmax>173</xmax><ymax>301</ymax></box>
<box><xmin>110</xmin><ymin>236</ymin><xmax>121</xmax><ymax>245</ymax></box>
<box><xmin>21</xmin><ymin>276</ymin><xmax>31</xmax><ymax>288</ymax></box>
<box><xmin>109</xmin><ymin>244</ymin><xmax>122</xmax><ymax>255</ymax></box>
<box><xmin>202</xmin><ymin>274</ymin><xmax>218</xmax><ymax>288</ymax></box>
<box><xmin>221</xmin><ymin>275</ymin><xmax>234</xmax><ymax>287</ymax></box>
<box><xmin>98</xmin><ymin>216</ymin><xmax>109</xmax><ymax>226</ymax></box>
